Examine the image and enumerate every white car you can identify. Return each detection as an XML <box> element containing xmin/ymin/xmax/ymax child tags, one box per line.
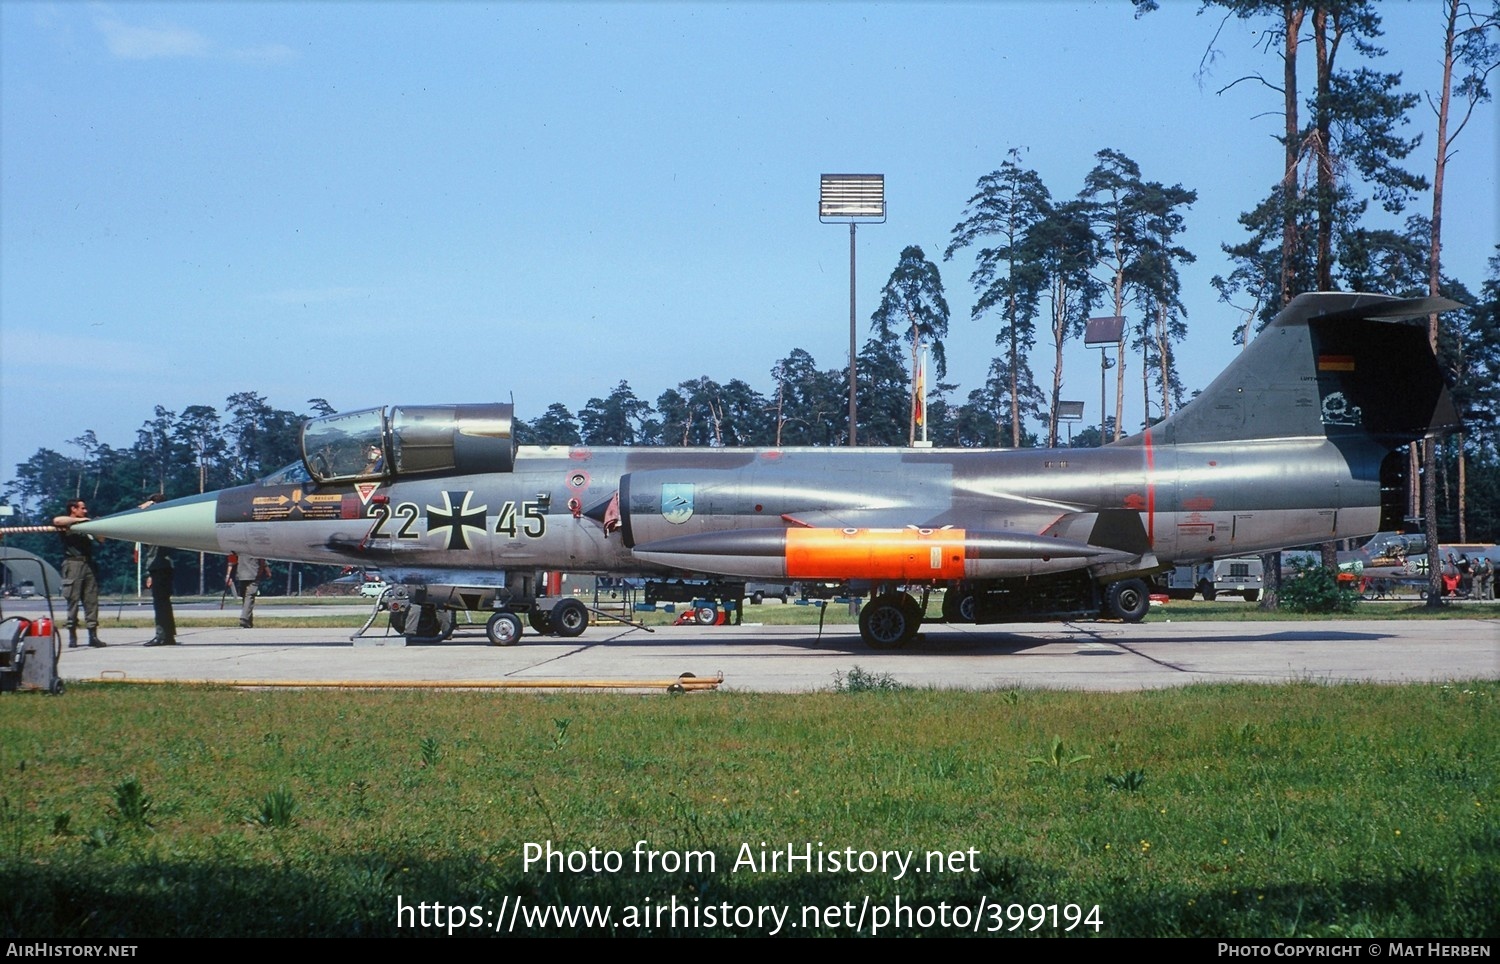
<box><xmin>358</xmin><ymin>581</ymin><xmax>389</xmax><ymax>598</ymax></box>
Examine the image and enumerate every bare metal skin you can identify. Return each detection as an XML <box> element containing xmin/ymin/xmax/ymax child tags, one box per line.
<box><xmin>80</xmin><ymin>293</ymin><xmax>1460</xmax><ymax>648</ymax></box>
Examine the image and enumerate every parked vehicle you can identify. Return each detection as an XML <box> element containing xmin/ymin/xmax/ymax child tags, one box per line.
<box><xmin>1157</xmin><ymin>557</ymin><xmax>1263</xmax><ymax>601</ymax></box>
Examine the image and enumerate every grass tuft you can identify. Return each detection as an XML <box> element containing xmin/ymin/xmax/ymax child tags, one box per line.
<box><xmin>248</xmin><ymin>786</ymin><xmax>297</xmax><ymax>830</ymax></box>
<box><xmin>108</xmin><ymin>777</ymin><xmax>153</xmax><ymax>830</ymax></box>
<box><xmin>830</xmin><ymin>665</ymin><xmax>908</xmax><ymax>692</ymax></box>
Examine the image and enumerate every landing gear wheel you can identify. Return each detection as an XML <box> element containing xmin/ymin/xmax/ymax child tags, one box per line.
<box><xmin>528</xmin><ymin>610</ymin><xmax>553</xmax><ymax>635</ymax></box>
<box><xmin>486</xmin><ymin>611</ymin><xmax>523</xmax><ymax>646</ymax></box>
<box><xmin>1105</xmin><ymin>579</ymin><xmax>1151</xmax><ymax>622</ymax></box>
<box><xmin>405</xmin><ymin>605</ymin><xmax>454</xmax><ymax>643</ymax></box>
<box><xmin>551</xmin><ymin>598</ymin><xmax>589</xmax><ymax>638</ymax></box>
<box><xmin>899</xmin><ymin>593</ymin><xmax>924</xmax><ymax>635</ymax></box>
<box><xmin>941</xmin><ymin>589</ymin><xmax>975</xmax><ymax>623</ymax></box>
<box><xmin>693</xmin><ymin>604</ymin><xmax>718</xmax><ymax>626</ymax></box>
<box><xmin>859</xmin><ymin>594</ymin><xmax>918</xmax><ymax>649</ymax></box>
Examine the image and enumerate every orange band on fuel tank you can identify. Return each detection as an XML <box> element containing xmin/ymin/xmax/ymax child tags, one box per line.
<box><xmin>784</xmin><ymin>528</ymin><xmax>968</xmax><ymax>581</ymax></box>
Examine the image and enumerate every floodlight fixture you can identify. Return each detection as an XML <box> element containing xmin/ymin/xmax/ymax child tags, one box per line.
<box><xmin>819</xmin><ymin>174</ymin><xmax>886</xmax><ymax>222</ymax></box>
<box><xmin>1084</xmin><ymin>316</ymin><xmax>1126</xmax><ymax>346</ymax></box>
<box><xmin>1057</xmin><ymin>400</ymin><xmax>1086</xmax><ymax>446</ymax></box>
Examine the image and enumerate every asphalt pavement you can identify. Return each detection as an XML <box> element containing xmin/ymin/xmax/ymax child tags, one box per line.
<box><xmin>12</xmin><ymin>599</ymin><xmax>1495</xmax><ymax>693</ymax></box>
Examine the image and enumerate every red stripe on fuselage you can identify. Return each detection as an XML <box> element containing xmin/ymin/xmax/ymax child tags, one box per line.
<box><xmin>1143</xmin><ymin>430</ymin><xmax>1156</xmax><ymax>545</ymax></box>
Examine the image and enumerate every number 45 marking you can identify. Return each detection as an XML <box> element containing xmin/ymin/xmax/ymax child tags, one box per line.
<box><xmin>495</xmin><ymin>500</ymin><xmax>546</xmax><ymax>538</ymax></box>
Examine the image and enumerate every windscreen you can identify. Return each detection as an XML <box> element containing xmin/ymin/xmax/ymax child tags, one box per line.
<box><xmin>301</xmin><ymin>407</ymin><xmax>388</xmax><ymax>483</ymax></box>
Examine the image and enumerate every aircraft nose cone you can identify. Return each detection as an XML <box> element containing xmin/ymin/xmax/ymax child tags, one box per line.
<box><xmin>75</xmin><ymin>492</ymin><xmax>221</xmax><ymax>554</ymax></box>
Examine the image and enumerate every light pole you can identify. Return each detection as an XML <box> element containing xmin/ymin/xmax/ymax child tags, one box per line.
<box><xmin>819</xmin><ymin>174</ymin><xmax>885</xmax><ymax>446</ymax></box>
<box><xmin>1085</xmin><ymin>316</ymin><xmax>1125</xmax><ymax>443</ymax></box>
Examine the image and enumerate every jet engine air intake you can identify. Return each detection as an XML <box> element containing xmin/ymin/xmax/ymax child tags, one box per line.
<box><xmin>302</xmin><ymin>403</ymin><xmax>515</xmax><ymax>484</ymax></box>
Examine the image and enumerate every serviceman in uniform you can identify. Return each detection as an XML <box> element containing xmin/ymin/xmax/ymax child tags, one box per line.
<box><xmin>52</xmin><ymin>498</ymin><xmax>105</xmax><ymax>647</ymax></box>
<box><xmin>139</xmin><ymin>494</ymin><xmax>177</xmax><ymax>647</ymax></box>
<box><xmin>228</xmin><ymin>553</ymin><xmax>267</xmax><ymax>628</ymax></box>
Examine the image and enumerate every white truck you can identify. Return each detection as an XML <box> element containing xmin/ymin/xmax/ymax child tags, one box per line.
<box><xmin>1159</xmin><ymin>557</ymin><xmax>1264</xmax><ymax>601</ymax></box>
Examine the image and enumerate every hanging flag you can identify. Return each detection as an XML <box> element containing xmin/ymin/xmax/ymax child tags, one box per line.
<box><xmin>913</xmin><ymin>351</ymin><xmax>927</xmax><ymax>428</ymax></box>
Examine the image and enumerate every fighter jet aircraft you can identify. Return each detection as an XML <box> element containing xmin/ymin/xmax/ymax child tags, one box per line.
<box><xmin>79</xmin><ymin>292</ymin><xmax>1460</xmax><ymax>648</ymax></box>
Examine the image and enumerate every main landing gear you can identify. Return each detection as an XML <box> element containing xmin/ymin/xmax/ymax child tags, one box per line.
<box><xmin>859</xmin><ymin>592</ymin><xmax>925</xmax><ymax>649</ymax></box>
<box><xmin>852</xmin><ymin>575</ymin><xmax>1152</xmax><ymax>649</ymax></box>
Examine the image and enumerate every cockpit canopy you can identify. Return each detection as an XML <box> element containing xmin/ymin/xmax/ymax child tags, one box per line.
<box><xmin>300</xmin><ymin>403</ymin><xmax>515</xmax><ymax>484</ymax></box>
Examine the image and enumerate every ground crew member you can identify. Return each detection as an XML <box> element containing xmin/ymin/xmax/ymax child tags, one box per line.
<box><xmin>228</xmin><ymin>553</ymin><xmax>268</xmax><ymax>628</ymax></box>
<box><xmin>140</xmin><ymin>494</ymin><xmax>176</xmax><ymax>647</ymax></box>
<box><xmin>52</xmin><ymin>498</ymin><xmax>105</xmax><ymax>647</ymax></box>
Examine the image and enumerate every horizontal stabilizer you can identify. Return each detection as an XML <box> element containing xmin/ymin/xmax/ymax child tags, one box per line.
<box><xmin>1311</xmin><ymin>296</ymin><xmax>1462</xmax><ymax>325</ymax></box>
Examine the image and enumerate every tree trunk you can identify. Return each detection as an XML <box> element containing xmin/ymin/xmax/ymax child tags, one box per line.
<box><xmin>1424</xmin><ymin>0</ymin><xmax>1459</xmax><ymax>608</ymax></box>
<box><xmin>1312</xmin><ymin>7</ymin><xmax>1335</xmax><ymax>290</ymax></box>
<box><xmin>1424</xmin><ymin>441</ymin><xmax>1443</xmax><ymax>608</ymax></box>
<box><xmin>1279</xmin><ymin>2</ymin><xmax>1305</xmax><ymax>309</ymax></box>
<box><xmin>1457</xmin><ymin>431</ymin><xmax>1467</xmax><ymax>542</ymax></box>
<box><xmin>1259</xmin><ymin>552</ymin><xmax>1281</xmax><ymax>610</ymax></box>
<box><xmin>1112</xmin><ymin>268</ymin><xmax>1127</xmax><ymax>442</ymax></box>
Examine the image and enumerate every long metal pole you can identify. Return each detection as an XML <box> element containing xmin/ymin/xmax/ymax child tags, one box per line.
<box><xmin>1100</xmin><ymin>350</ymin><xmax>1107</xmax><ymax>443</ymax></box>
<box><xmin>848</xmin><ymin>222</ymin><xmax>857</xmax><ymax>446</ymax></box>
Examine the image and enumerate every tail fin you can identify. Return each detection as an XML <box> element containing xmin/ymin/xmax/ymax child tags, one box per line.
<box><xmin>1152</xmin><ymin>293</ymin><xmax>1461</xmax><ymax>447</ymax></box>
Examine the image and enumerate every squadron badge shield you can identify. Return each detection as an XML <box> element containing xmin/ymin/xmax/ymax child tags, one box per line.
<box><xmin>660</xmin><ymin>483</ymin><xmax>695</xmax><ymax>525</ymax></box>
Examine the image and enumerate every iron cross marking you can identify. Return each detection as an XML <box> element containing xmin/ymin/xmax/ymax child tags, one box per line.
<box><xmin>426</xmin><ymin>491</ymin><xmax>489</xmax><ymax>550</ymax></box>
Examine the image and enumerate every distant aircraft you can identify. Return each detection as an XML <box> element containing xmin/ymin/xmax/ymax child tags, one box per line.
<box><xmin>79</xmin><ymin>293</ymin><xmax>1461</xmax><ymax>648</ymax></box>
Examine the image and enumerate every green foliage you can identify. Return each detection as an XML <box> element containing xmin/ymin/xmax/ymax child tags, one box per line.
<box><xmin>248</xmin><ymin>786</ymin><xmax>297</xmax><ymax>830</ymax></box>
<box><xmin>1278</xmin><ymin>559</ymin><xmax>1360</xmax><ymax>613</ymax></box>
<box><xmin>549</xmin><ymin>717</ymin><xmax>571</xmax><ymax>751</ymax></box>
<box><xmin>830</xmin><ymin>665</ymin><xmax>907</xmax><ymax>693</ymax></box>
<box><xmin>418</xmin><ymin>736</ymin><xmax>441</xmax><ymax>768</ymax></box>
<box><xmin>1026</xmin><ymin>736</ymin><xmax>1091</xmax><ymax>770</ymax></box>
<box><xmin>1103</xmin><ymin>769</ymin><xmax>1147</xmax><ymax>792</ymax></box>
<box><xmin>108</xmin><ymin>777</ymin><xmax>153</xmax><ymax>830</ymax></box>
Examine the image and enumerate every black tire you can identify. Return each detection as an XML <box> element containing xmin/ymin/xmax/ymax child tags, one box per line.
<box><xmin>750</xmin><ymin>592</ymin><xmax>764</xmax><ymax>605</ymax></box>
<box><xmin>404</xmin><ymin>605</ymin><xmax>453</xmax><ymax>643</ymax></box>
<box><xmin>859</xmin><ymin>594</ymin><xmax>916</xmax><ymax>649</ymax></box>
<box><xmin>486</xmin><ymin>611</ymin><xmax>523</xmax><ymax>646</ymax></box>
<box><xmin>941</xmin><ymin>589</ymin><xmax>975</xmax><ymax>623</ymax></box>
<box><xmin>1198</xmin><ymin>579</ymin><xmax>1217</xmax><ymax>602</ymax></box>
<box><xmin>1243</xmin><ymin>589</ymin><xmax>1261</xmax><ymax>602</ymax></box>
<box><xmin>899</xmin><ymin>592</ymin><xmax>925</xmax><ymax>632</ymax></box>
<box><xmin>528</xmin><ymin>610</ymin><xmax>553</xmax><ymax>635</ymax></box>
<box><xmin>693</xmin><ymin>604</ymin><xmax>718</xmax><ymax>625</ymax></box>
<box><xmin>1105</xmin><ymin>579</ymin><xmax>1150</xmax><ymax>622</ymax></box>
<box><xmin>551</xmin><ymin>598</ymin><xmax>589</xmax><ymax>638</ymax></box>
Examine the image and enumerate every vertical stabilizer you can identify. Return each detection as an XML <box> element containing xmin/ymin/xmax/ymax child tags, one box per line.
<box><xmin>1149</xmin><ymin>293</ymin><xmax>1461</xmax><ymax>448</ymax></box>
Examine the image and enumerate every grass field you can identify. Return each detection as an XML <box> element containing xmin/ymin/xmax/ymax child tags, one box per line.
<box><xmin>1</xmin><ymin>680</ymin><xmax>1494</xmax><ymax>937</ymax></box>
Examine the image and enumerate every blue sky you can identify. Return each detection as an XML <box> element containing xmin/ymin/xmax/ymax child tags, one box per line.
<box><xmin>3</xmin><ymin>1</ymin><xmax>1495</xmax><ymax>478</ymax></box>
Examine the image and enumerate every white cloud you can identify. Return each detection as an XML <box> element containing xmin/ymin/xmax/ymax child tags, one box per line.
<box><xmin>94</xmin><ymin>14</ymin><xmax>210</xmax><ymax>60</ymax></box>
